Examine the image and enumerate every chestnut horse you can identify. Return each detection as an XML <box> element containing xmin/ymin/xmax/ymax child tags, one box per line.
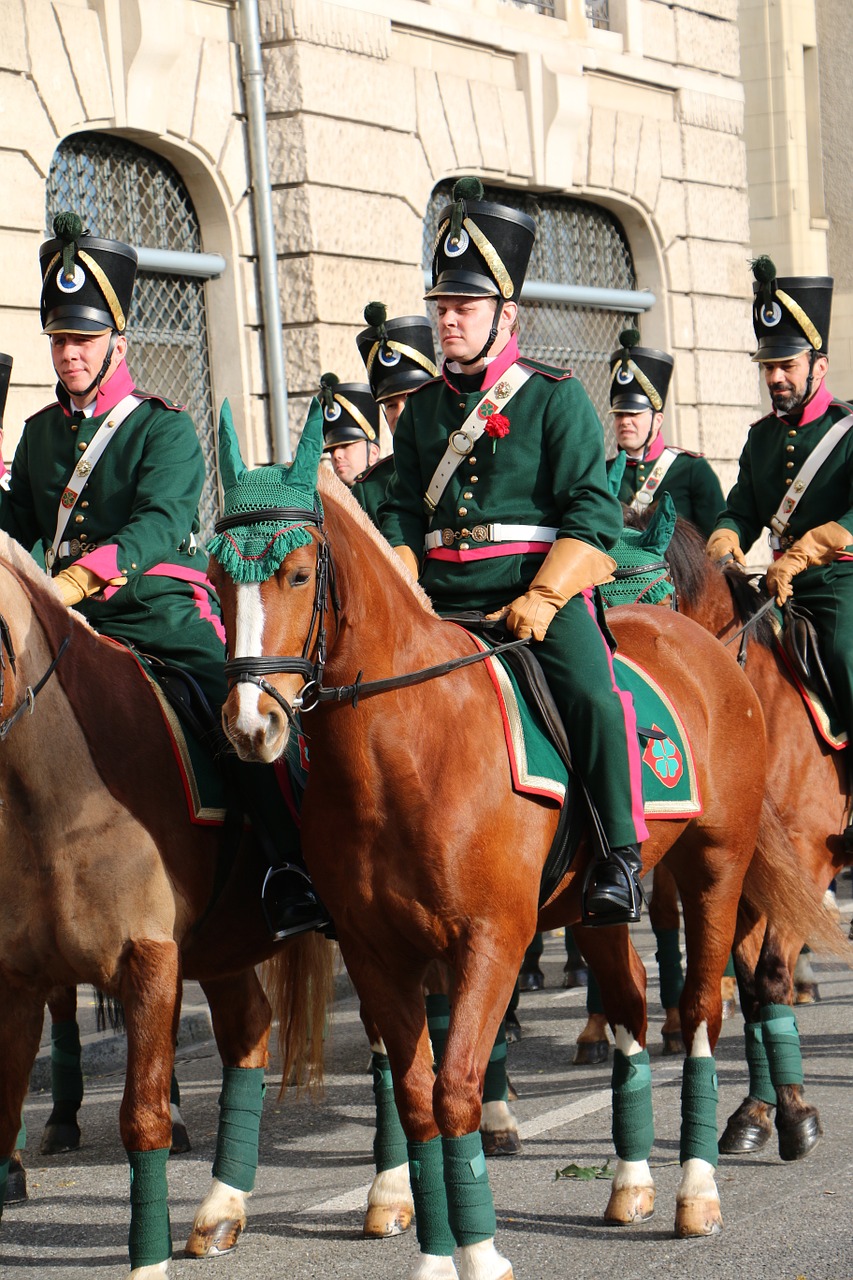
<box><xmin>211</xmin><ymin>413</ymin><xmax>825</xmax><ymax>1279</ymax></box>
<box><xmin>657</xmin><ymin>515</ymin><xmax>851</xmax><ymax>1158</ymax></box>
<box><xmin>0</xmin><ymin>533</ymin><xmax>334</xmax><ymax>1278</ymax></box>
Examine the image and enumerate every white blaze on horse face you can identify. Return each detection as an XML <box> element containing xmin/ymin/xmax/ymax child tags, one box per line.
<box><xmin>232</xmin><ymin>583</ymin><xmax>265</xmax><ymax>731</ymax></box>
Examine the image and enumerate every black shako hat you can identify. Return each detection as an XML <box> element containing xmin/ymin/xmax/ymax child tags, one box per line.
<box><xmin>0</xmin><ymin>354</ymin><xmax>11</xmax><ymax>431</ymax></box>
<box><xmin>750</xmin><ymin>256</ymin><xmax>833</xmax><ymax>362</ymax></box>
<box><xmin>609</xmin><ymin>328</ymin><xmax>674</xmax><ymax>414</ymax></box>
<box><xmin>318</xmin><ymin>373</ymin><xmax>380</xmax><ymax>449</ymax></box>
<box><xmin>39</xmin><ymin>211</ymin><xmax>138</xmax><ymax>335</ymax></box>
<box><xmin>356</xmin><ymin>303</ymin><xmax>438</xmax><ymax>401</ymax></box>
<box><xmin>425</xmin><ymin>177</ymin><xmax>536</xmax><ymax>302</ymax></box>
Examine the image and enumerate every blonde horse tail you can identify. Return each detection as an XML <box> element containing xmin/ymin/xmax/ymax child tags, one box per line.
<box><xmin>743</xmin><ymin>796</ymin><xmax>853</xmax><ymax>961</ymax></box>
<box><xmin>261</xmin><ymin>931</ymin><xmax>337</xmax><ymax>1098</ymax></box>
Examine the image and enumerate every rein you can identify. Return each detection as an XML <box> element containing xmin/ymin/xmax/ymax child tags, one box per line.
<box><xmin>0</xmin><ymin>620</ymin><xmax>71</xmax><ymax>741</ymax></box>
<box><xmin>217</xmin><ymin>502</ymin><xmax>530</xmax><ymax>717</ymax></box>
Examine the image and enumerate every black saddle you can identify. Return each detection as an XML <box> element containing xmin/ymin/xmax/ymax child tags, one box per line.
<box><xmin>145</xmin><ymin>658</ymin><xmax>230</xmax><ymax>754</ymax></box>
<box><xmin>782</xmin><ymin>602</ymin><xmax>838</xmax><ymax>716</ymax></box>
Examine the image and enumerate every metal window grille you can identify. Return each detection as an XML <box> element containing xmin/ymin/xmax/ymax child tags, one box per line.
<box><xmin>500</xmin><ymin>0</ymin><xmax>556</xmax><ymax>13</ymax></box>
<box><xmin>422</xmin><ymin>182</ymin><xmax>637</xmax><ymax>441</ymax></box>
<box><xmin>46</xmin><ymin>132</ymin><xmax>218</xmax><ymax>538</ymax></box>
<box><xmin>586</xmin><ymin>0</ymin><xmax>610</xmax><ymax>29</ymax></box>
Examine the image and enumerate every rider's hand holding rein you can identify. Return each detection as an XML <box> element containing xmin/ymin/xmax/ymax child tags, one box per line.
<box><xmin>705</xmin><ymin>527</ymin><xmax>746</xmax><ymax>567</ymax></box>
<box><xmin>491</xmin><ymin>537</ymin><xmax>616</xmax><ymax>642</ymax></box>
<box><xmin>765</xmin><ymin>520</ymin><xmax>853</xmax><ymax>606</ymax></box>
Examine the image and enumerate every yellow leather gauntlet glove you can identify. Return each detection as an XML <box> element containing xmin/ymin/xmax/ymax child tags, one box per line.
<box><xmin>765</xmin><ymin>520</ymin><xmax>853</xmax><ymax>605</ymax></box>
<box><xmin>55</xmin><ymin>564</ymin><xmax>106</xmax><ymax>607</ymax></box>
<box><xmin>706</xmin><ymin>528</ymin><xmax>746</xmax><ymax>566</ymax></box>
<box><xmin>493</xmin><ymin>538</ymin><xmax>616</xmax><ymax>643</ymax></box>
<box><xmin>393</xmin><ymin>544</ymin><xmax>420</xmax><ymax>580</ymax></box>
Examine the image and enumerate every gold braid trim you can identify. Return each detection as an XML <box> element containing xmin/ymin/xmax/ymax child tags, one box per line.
<box><xmin>775</xmin><ymin>288</ymin><xmax>822</xmax><ymax>350</ymax></box>
<box><xmin>463</xmin><ymin>217</ymin><xmax>514</xmax><ymax>299</ymax></box>
<box><xmin>365</xmin><ymin>340</ymin><xmax>439</xmax><ymax>380</ymax></box>
<box><xmin>44</xmin><ymin>251</ymin><xmax>62</xmax><ymax>281</ymax></box>
<box><xmin>610</xmin><ymin>359</ymin><xmax>663</xmax><ymax>412</ymax></box>
<box><xmin>78</xmin><ymin>250</ymin><xmax>126</xmax><ymax>330</ymax></box>
<box><xmin>334</xmin><ymin>393</ymin><xmax>376</xmax><ymax>442</ymax></box>
<box><xmin>431</xmin><ymin>219</ymin><xmax>450</xmax><ymax>269</ymax></box>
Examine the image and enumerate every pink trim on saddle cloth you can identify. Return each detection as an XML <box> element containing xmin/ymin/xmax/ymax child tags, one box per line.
<box><xmin>426</xmin><ymin>541</ymin><xmax>552</xmax><ymax>562</ymax></box>
<box><xmin>581</xmin><ymin>588</ymin><xmax>649</xmax><ymax>842</ymax></box>
<box><xmin>99</xmin><ymin>562</ymin><xmax>227</xmax><ymax>643</ymax></box>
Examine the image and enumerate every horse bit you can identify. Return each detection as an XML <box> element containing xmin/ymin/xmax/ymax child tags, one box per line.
<box><xmin>0</xmin><ymin>612</ymin><xmax>71</xmax><ymax>741</ymax></box>
<box><xmin>218</xmin><ymin>500</ymin><xmax>530</xmax><ymax>722</ymax></box>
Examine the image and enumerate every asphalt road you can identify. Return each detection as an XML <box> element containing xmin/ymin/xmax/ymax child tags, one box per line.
<box><xmin>3</xmin><ymin>901</ymin><xmax>853</xmax><ymax>1280</ymax></box>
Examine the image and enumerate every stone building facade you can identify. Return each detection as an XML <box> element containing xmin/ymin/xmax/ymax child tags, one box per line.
<box><xmin>0</xmin><ymin>0</ymin><xmax>759</xmax><ymax>508</ymax></box>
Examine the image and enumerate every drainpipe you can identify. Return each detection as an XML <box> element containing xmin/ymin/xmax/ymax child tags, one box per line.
<box><xmin>237</xmin><ymin>0</ymin><xmax>291</xmax><ymax>461</ymax></box>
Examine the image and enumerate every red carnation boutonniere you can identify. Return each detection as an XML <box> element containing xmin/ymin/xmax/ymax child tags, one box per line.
<box><xmin>483</xmin><ymin>412</ymin><xmax>510</xmax><ymax>453</ymax></box>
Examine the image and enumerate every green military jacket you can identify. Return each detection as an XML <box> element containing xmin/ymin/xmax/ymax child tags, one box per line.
<box><xmin>351</xmin><ymin>453</ymin><xmax>395</xmax><ymax>528</ymax></box>
<box><xmin>379</xmin><ymin>337</ymin><xmax>622</xmax><ymax>613</ymax></box>
<box><xmin>716</xmin><ymin>392</ymin><xmax>853</xmax><ymax>550</ymax></box>
<box><xmin>608</xmin><ymin>442</ymin><xmax>725</xmax><ymax>538</ymax></box>
<box><xmin>0</xmin><ymin>363</ymin><xmax>226</xmax><ymax>698</ymax></box>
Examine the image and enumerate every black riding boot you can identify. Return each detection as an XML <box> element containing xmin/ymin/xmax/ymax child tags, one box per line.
<box><xmin>261</xmin><ymin>863</ymin><xmax>332</xmax><ymax>942</ymax></box>
<box><xmin>582</xmin><ymin>844</ymin><xmax>644</xmax><ymax>927</ymax></box>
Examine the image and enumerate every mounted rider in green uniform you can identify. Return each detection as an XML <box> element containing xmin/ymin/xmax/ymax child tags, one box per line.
<box><xmin>0</xmin><ymin>211</ymin><xmax>326</xmax><ymax>940</ymax></box>
<box><xmin>379</xmin><ymin>177</ymin><xmax>649</xmax><ymax>925</ymax></box>
<box><xmin>708</xmin><ymin>258</ymin><xmax>853</xmax><ymax>822</ymax></box>
<box><xmin>320</xmin><ymin>373</ymin><xmax>381</xmax><ymax>491</ymax></box>
<box><xmin>607</xmin><ymin>330</ymin><xmax>724</xmax><ymax>537</ymax></box>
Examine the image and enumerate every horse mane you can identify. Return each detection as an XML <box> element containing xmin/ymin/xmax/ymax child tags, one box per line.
<box><xmin>317</xmin><ymin>464</ymin><xmax>437</xmax><ymax>617</ymax></box>
<box><xmin>624</xmin><ymin>509</ymin><xmax>776</xmax><ymax>649</ymax></box>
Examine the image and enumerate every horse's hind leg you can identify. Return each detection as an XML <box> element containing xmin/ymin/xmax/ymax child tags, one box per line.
<box><xmin>186</xmin><ymin>968</ymin><xmax>272</xmax><ymax>1258</ymax></box>
<box><xmin>0</xmin><ymin>985</ymin><xmax>43</xmax><ymax>1219</ymax></box>
<box><xmin>719</xmin><ymin>907</ymin><xmax>776</xmax><ymax>1154</ymax></box>
<box><xmin>41</xmin><ymin>985</ymin><xmax>84</xmax><ymax>1155</ymax></box>
<box><xmin>649</xmin><ymin>862</ymin><xmax>686</xmax><ymax>1055</ymax></box>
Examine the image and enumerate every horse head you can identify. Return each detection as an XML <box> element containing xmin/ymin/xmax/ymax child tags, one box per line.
<box><xmin>209</xmin><ymin>399</ymin><xmax>330</xmax><ymax>763</ymax></box>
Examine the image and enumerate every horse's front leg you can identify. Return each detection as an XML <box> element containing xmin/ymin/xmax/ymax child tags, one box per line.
<box><xmin>117</xmin><ymin>938</ymin><xmax>181</xmax><ymax>1280</ymax></box>
<box><xmin>186</xmin><ymin>969</ymin><xmax>272</xmax><ymax>1258</ymax></box>
<box><xmin>362</xmin><ymin>1010</ymin><xmax>413</xmax><ymax>1239</ymax></box>
<box><xmin>41</xmin><ymin>984</ymin><xmax>84</xmax><ymax>1155</ymax></box>
<box><xmin>0</xmin><ymin>983</ymin><xmax>44</xmax><ymax>1219</ymax></box>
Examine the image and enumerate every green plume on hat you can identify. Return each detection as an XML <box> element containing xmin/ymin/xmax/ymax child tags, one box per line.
<box><xmin>319</xmin><ymin>371</ymin><xmax>339</xmax><ymax>414</ymax></box>
<box><xmin>53</xmin><ymin>210</ymin><xmax>84</xmax><ymax>282</ymax></box>
<box><xmin>449</xmin><ymin>176</ymin><xmax>484</xmax><ymax>245</ymax></box>
<box><xmin>600</xmin><ymin>491</ymin><xmax>676</xmax><ymax>608</ymax></box>
<box><xmin>209</xmin><ymin>398</ymin><xmax>324</xmax><ymax>584</ymax></box>
<box><xmin>751</xmin><ymin>254</ymin><xmax>777</xmax><ymax>308</ymax></box>
<box><xmin>619</xmin><ymin>325</ymin><xmax>641</xmax><ymax>373</ymax></box>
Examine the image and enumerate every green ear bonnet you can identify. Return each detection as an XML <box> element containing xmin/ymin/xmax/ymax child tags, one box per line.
<box><xmin>209</xmin><ymin>398</ymin><xmax>324</xmax><ymax>584</ymax></box>
<box><xmin>599</xmin><ymin>490</ymin><xmax>677</xmax><ymax>608</ymax></box>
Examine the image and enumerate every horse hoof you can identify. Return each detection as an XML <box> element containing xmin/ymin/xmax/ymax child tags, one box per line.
<box><xmin>778</xmin><ymin>1113</ymin><xmax>822</xmax><ymax>1162</ymax></box>
<box><xmin>518</xmin><ymin>965</ymin><xmax>544</xmax><ymax>992</ymax></box>
<box><xmin>718</xmin><ymin>1099</ymin><xmax>773</xmax><ymax>1154</ymax></box>
<box><xmin>481</xmin><ymin>1128</ymin><xmax>522</xmax><ymax>1157</ymax></box>
<box><xmin>504</xmin><ymin>1013</ymin><xmax>522</xmax><ymax>1044</ymax></box>
<box><xmin>170</xmin><ymin>1122</ymin><xmax>191</xmax><ymax>1155</ymax></box>
<box><xmin>661</xmin><ymin>1030</ymin><xmax>685</xmax><ymax>1056</ymax></box>
<box><xmin>363</xmin><ymin>1203</ymin><xmax>413</xmax><ymax>1237</ymax></box>
<box><xmin>506</xmin><ymin>1075</ymin><xmax>519</xmax><ymax>1103</ymax></box>
<box><xmin>604</xmin><ymin>1185</ymin><xmax>655</xmax><ymax>1224</ymax></box>
<box><xmin>674</xmin><ymin>1197</ymin><xmax>722</xmax><ymax>1237</ymax></box>
<box><xmin>185</xmin><ymin>1219</ymin><xmax>244</xmax><ymax>1257</ymax></box>
<box><xmin>562</xmin><ymin>965</ymin><xmax>588</xmax><ymax>989</ymax></box>
<box><xmin>573</xmin><ymin>1039</ymin><xmax>609</xmax><ymax>1065</ymax></box>
<box><xmin>6</xmin><ymin>1154</ymin><xmax>27</xmax><ymax>1204</ymax></box>
<box><xmin>40</xmin><ymin>1122</ymin><xmax>81</xmax><ymax>1156</ymax></box>
<box><xmin>793</xmin><ymin>982</ymin><xmax>820</xmax><ymax>1005</ymax></box>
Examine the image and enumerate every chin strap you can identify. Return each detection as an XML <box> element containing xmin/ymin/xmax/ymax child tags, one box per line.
<box><xmin>459</xmin><ymin>299</ymin><xmax>505</xmax><ymax>366</ymax></box>
<box><xmin>60</xmin><ymin>330</ymin><xmax>120</xmax><ymax>402</ymax></box>
<box><xmin>802</xmin><ymin>348</ymin><xmax>819</xmax><ymax>411</ymax></box>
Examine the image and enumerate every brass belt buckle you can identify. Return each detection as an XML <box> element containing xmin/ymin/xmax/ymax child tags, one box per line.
<box><xmin>441</xmin><ymin>528</ymin><xmax>455</xmax><ymax>547</ymax></box>
<box><xmin>449</xmin><ymin>429</ymin><xmax>474</xmax><ymax>455</ymax></box>
<box><xmin>471</xmin><ymin>525</ymin><xmax>488</xmax><ymax>542</ymax></box>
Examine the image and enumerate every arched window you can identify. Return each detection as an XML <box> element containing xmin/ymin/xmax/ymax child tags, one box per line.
<box><xmin>423</xmin><ymin>183</ymin><xmax>638</xmax><ymax>435</ymax></box>
<box><xmin>46</xmin><ymin>133</ymin><xmax>218</xmax><ymax>535</ymax></box>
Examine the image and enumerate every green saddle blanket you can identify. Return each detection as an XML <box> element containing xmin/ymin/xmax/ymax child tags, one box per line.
<box><xmin>485</xmin><ymin>648</ymin><xmax>702</xmax><ymax>820</ymax></box>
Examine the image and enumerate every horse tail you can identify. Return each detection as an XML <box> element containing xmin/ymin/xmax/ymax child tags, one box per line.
<box><xmin>261</xmin><ymin>932</ymin><xmax>337</xmax><ymax>1098</ymax></box>
<box><xmin>95</xmin><ymin>990</ymin><xmax>126</xmax><ymax>1033</ymax></box>
<box><xmin>743</xmin><ymin>797</ymin><xmax>853</xmax><ymax>960</ymax></box>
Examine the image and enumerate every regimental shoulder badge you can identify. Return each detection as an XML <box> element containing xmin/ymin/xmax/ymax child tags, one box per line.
<box><xmin>60</xmin><ymin>488</ymin><xmax>76</xmax><ymax>509</ymax></box>
<box><xmin>477</xmin><ymin>399</ymin><xmax>499</xmax><ymax>419</ymax></box>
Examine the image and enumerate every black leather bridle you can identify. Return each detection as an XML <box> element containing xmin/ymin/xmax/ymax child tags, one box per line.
<box><xmin>0</xmin><ymin>613</ymin><xmax>71</xmax><ymax>741</ymax></box>
<box><xmin>217</xmin><ymin>499</ymin><xmax>529</xmax><ymax>722</ymax></box>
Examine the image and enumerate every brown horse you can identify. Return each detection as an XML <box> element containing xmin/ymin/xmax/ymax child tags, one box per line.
<box><xmin>0</xmin><ymin>533</ymin><xmax>334</xmax><ymax>1278</ymax></box>
<box><xmin>656</xmin><ymin>515</ymin><xmax>851</xmax><ymax>1157</ymax></box>
<box><xmin>211</xmin><ymin>419</ymin><xmax>819</xmax><ymax>1276</ymax></box>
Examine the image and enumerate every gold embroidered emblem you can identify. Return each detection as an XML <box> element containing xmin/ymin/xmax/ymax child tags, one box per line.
<box><xmin>494</xmin><ymin>381</ymin><xmax>512</xmax><ymax>400</ymax></box>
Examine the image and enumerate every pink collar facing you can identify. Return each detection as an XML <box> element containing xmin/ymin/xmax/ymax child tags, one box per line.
<box><xmin>624</xmin><ymin>431</ymin><xmax>667</xmax><ymax>466</ymax></box>
<box><xmin>60</xmin><ymin>359</ymin><xmax>136</xmax><ymax>419</ymax></box>
<box><xmin>775</xmin><ymin>381</ymin><xmax>833</xmax><ymax>427</ymax></box>
<box><xmin>442</xmin><ymin>335</ymin><xmax>520</xmax><ymax>393</ymax></box>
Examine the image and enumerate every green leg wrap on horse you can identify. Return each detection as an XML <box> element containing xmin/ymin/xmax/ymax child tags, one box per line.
<box><xmin>371</xmin><ymin>1052</ymin><xmax>408</xmax><ymax>1172</ymax></box>
<box><xmin>443</xmin><ymin>1130</ymin><xmax>497</xmax><ymax>1246</ymax></box>
<box><xmin>50</xmin><ymin>1020</ymin><xmax>83</xmax><ymax>1106</ymax></box>
<box><xmin>611</xmin><ymin>1048</ymin><xmax>654</xmax><ymax>1161</ymax></box>
<box><xmin>212</xmin><ymin>1066</ymin><xmax>265</xmax><ymax>1193</ymax></box>
<box><xmin>723</xmin><ymin>953</ymin><xmax>736</xmax><ymax>978</ymax></box>
<box><xmin>426</xmin><ymin>993</ymin><xmax>451</xmax><ymax>1067</ymax></box>
<box><xmin>128</xmin><ymin>1147</ymin><xmax>172</xmax><ymax>1268</ymax></box>
<box><xmin>586</xmin><ymin>969</ymin><xmax>605</xmax><ymax>1017</ymax></box>
<box><xmin>0</xmin><ymin>1157</ymin><xmax>8</xmax><ymax>1218</ymax></box>
<box><xmin>482</xmin><ymin>1024</ymin><xmax>509</xmax><ymax>1105</ymax></box>
<box><xmin>14</xmin><ymin>1119</ymin><xmax>25</xmax><ymax>1151</ymax></box>
<box><xmin>654</xmin><ymin>927</ymin><xmax>684</xmax><ymax>1010</ymax></box>
<box><xmin>408</xmin><ymin>1135</ymin><xmax>455</xmax><ymax>1257</ymax></box>
<box><xmin>744</xmin><ymin>1021</ymin><xmax>777</xmax><ymax>1104</ymax></box>
<box><xmin>679</xmin><ymin>1057</ymin><xmax>718</xmax><ymax>1166</ymax></box>
<box><xmin>760</xmin><ymin>1004</ymin><xmax>804</xmax><ymax>1086</ymax></box>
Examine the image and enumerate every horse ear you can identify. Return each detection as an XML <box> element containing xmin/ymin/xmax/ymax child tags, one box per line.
<box><xmin>287</xmin><ymin>397</ymin><xmax>324</xmax><ymax>492</ymax></box>
<box><xmin>607</xmin><ymin>450</ymin><xmax>627</xmax><ymax>497</ymax></box>
<box><xmin>638</xmin><ymin>490</ymin><xmax>677</xmax><ymax>554</ymax></box>
<box><xmin>217</xmin><ymin>399</ymin><xmax>246</xmax><ymax>492</ymax></box>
